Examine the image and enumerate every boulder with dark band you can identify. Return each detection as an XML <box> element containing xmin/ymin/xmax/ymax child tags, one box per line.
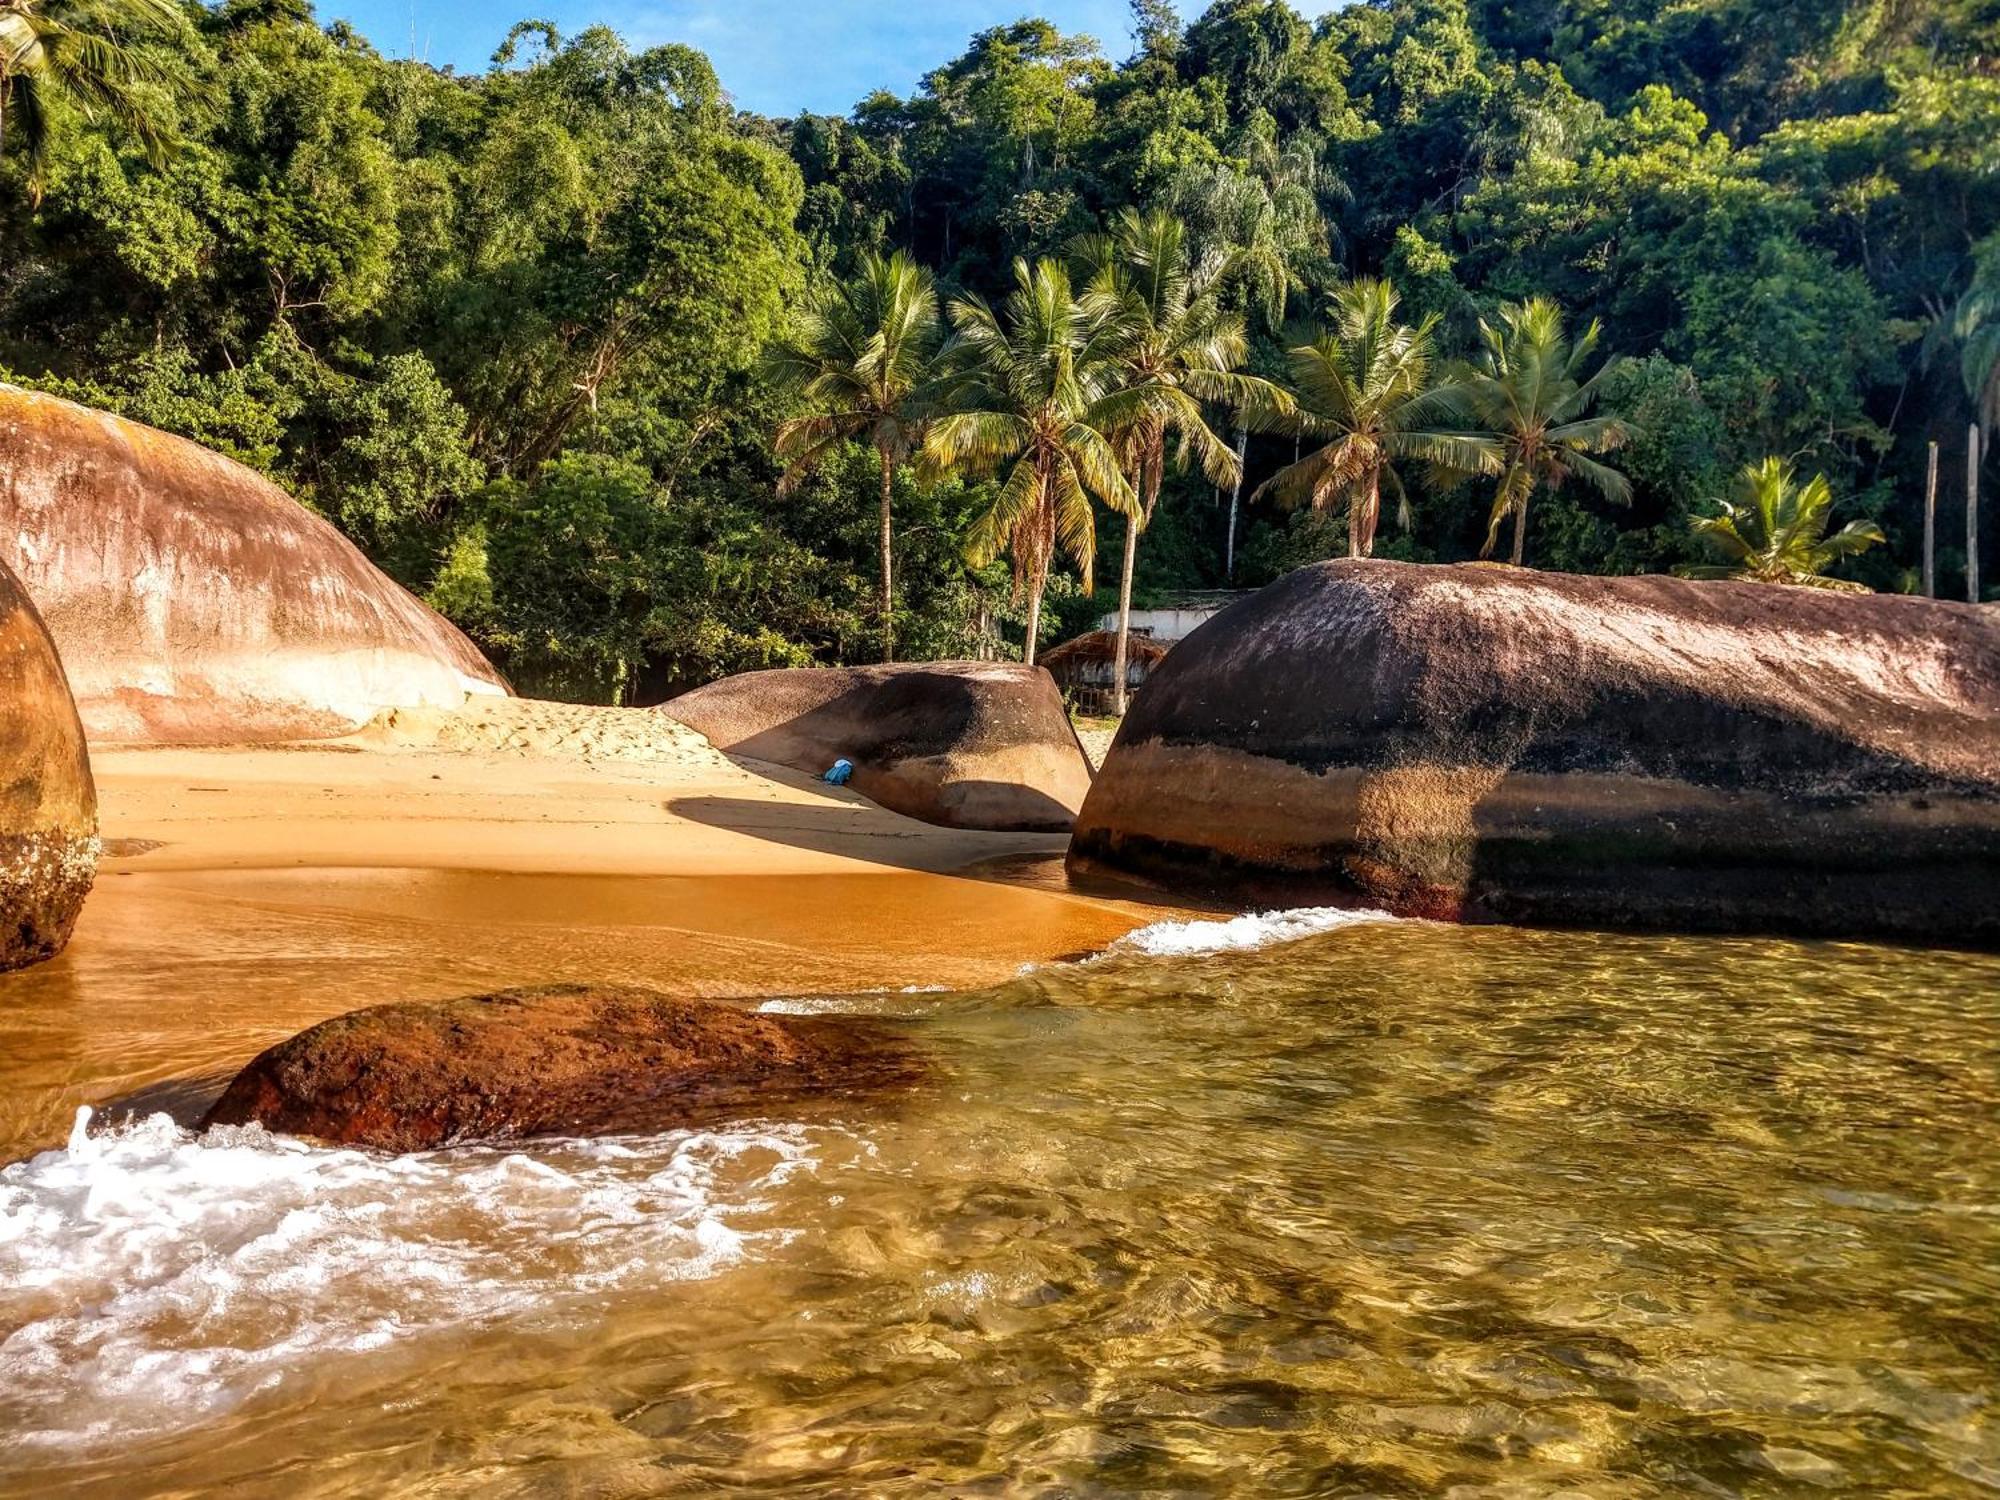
<box><xmin>665</xmin><ymin>662</ymin><xmax>1093</xmax><ymax>832</ymax></box>
<box><xmin>0</xmin><ymin>383</ymin><xmax>510</xmax><ymax>744</ymax></box>
<box><xmin>201</xmin><ymin>983</ymin><xmax>919</xmax><ymax>1152</ymax></box>
<box><xmin>1</xmin><ymin>555</ymin><xmax>98</xmax><ymax>971</ymax></box>
<box><xmin>1070</xmin><ymin>560</ymin><xmax>2000</xmax><ymax>947</ymax></box>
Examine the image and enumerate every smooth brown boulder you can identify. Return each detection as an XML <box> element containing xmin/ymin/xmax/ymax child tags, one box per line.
<box><xmin>665</xmin><ymin>662</ymin><xmax>1093</xmax><ymax>832</ymax></box>
<box><xmin>0</xmin><ymin>383</ymin><xmax>510</xmax><ymax>744</ymax></box>
<box><xmin>0</xmin><ymin>555</ymin><xmax>98</xmax><ymax>971</ymax></box>
<box><xmin>1070</xmin><ymin>560</ymin><xmax>2000</xmax><ymax>947</ymax></box>
<box><xmin>200</xmin><ymin>984</ymin><xmax>918</xmax><ymax>1152</ymax></box>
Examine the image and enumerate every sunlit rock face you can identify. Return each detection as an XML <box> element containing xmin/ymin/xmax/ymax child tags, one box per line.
<box><xmin>1072</xmin><ymin>560</ymin><xmax>2000</xmax><ymax>947</ymax></box>
<box><xmin>201</xmin><ymin>984</ymin><xmax>920</xmax><ymax>1152</ymax></box>
<box><xmin>0</xmin><ymin>384</ymin><xmax>509</xmax><ymax>744</ymax></box>
<box><xmin>0</xmin><ymin>556</ymin><xmax>97</xmax><ymax>971</ymax></box>
<box><xmin>666</xmin><ymin>662</ymin><xmax>1094</xmax><ymax>833</ymax></box>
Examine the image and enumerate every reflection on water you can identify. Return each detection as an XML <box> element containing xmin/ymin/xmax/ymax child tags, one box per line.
<box><xmin>2</xmin><ymin>893</ymin><xmax>1998</xmax><ymax>1496</ymax></box>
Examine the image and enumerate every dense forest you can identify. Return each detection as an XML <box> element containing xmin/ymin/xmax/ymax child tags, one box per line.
<box><xmin>4</xmin><ymin>0</ymin><xmax>1997</xmax><ymax>700</ymax></box>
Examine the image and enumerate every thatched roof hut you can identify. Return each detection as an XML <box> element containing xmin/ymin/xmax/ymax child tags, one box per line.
<box><xmin>1041</xmin><ymin>630</ymin><xmax>1171</xmax><ymax>710</ymax></box>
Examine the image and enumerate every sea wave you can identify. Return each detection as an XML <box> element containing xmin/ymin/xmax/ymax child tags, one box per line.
<box><xmin>1109</xmin><ymin>905</ymin><xmax>1402</xmax><ymax>958</ymax></box>
<box><xmin>0</xmin><ymin>1107</ymin><xmax>838</xmax><ymax>1450</ymax></box>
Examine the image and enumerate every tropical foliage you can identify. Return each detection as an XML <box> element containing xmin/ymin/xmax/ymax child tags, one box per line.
<box><xmin>768</xmin><ymin>250</ymin><xmax>944</xmax><ymax>660</ymax></box>
<box><xmin>0</xmin><ymin>0</ymin><xmax>179</xmax><ymax>197</ymax></box>
<box><xmin>1683</xmin><ymin>459</ymin><xmax>1887</xmax><ymax>590</ymax></box>
<box><xmin>922</xmin><ymin>258</ymin><xmax>1139</xmax><ymax>665</ymax></box>
<box><xmin>1</xmin><ymin>0</ymin><xmax>1994</xmax><ymax>700</ymax></box>
<box><xmin>1253</xmin><ymin>279</ymin><xmax>1494</xmax><ymax>559</ymax></box>
<box><xmin>1077</xmin><ymin>208</ymin><xmax>1284</xmax><ymax>711</ymax></box>
<box><xmin>1461</xmin><ymin>298</ymin><xmax>1634</xmax><ymax>566</ymax></box>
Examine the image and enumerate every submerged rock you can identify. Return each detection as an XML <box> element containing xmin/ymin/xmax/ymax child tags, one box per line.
<box><xmin>0</xmin><ymin>383</ymin><xmax>510</xmax><ymax>744</ymax></box>
<box><xmin>0</xmin><ymin>555</ymin><xmax>98</xmax><ymax>971</ymax></box>
<box><xmin>1071</xmin><ymin>560</ymin><xmax>2000</xmax><ymax>947</ymax></box>
<box><xmin>665</xmin><ymin>662</ymin><xmax>1092</xmax><ymax>832</ymax></box>
<box><xmin>201</xmin><ymin>984</ymin><xmax>918</xmax><ymax>1152</ymax></box>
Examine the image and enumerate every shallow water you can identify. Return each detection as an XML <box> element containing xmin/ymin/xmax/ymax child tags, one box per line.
<box><xmin>2</xmin><ymin>892</ymin><xmax>1997</xmax><ymax>1497</ymax></box>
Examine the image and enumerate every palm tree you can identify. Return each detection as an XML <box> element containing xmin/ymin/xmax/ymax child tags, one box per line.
<box><xmin>1924</xmin><ymin>263</ymin><xmax>2000</xmax><ymax>447</ymax></box>
<box><xmin>923</xmin><ymin>257</ymin><xmax>1141</xmax><ymax>667</ymax></box>
<box><xmin>768</xmin><ymin>250</ymin><xmax>944</xmax><ymax>662</ymax></box>
<box><xmin>1681</xmin><ymin>457</ymin><xmax>1885</xmax><ymax>591</ymax></box>
<box><xmin>0</xmin><ymin>0</ymin><xmax>179</xmax><ymax>201</ymax></box>
<box><xmin>1252</xmin><ymin>278</ymin><xmax>1499</xmax><ymax>560</ymax></box>
<box><xmin>1461</xmin><ymin>297</ymin><xmax>1633</xmax><ymax>566</ymax></box>
<box><xmin>1075</xmin><ymin>208</ymin><xmax>1290</xmax><ymax>713</ymax></box>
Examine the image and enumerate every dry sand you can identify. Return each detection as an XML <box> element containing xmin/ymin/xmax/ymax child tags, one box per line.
<box><xmin>0</xmin><ymin>698</ymin><xmax>1169</xmax><ymax>1154</ymax></box>
<box><xmin>97</xmin><ymin>696</ymin><xmax>1080</xmax><ymax>878</ymax></box>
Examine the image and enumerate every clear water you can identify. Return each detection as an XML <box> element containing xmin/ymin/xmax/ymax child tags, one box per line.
<box><xmin>2</xmin><ymin>902</ymin><xmax>1997</xmax><ymax>1497</ymax></box>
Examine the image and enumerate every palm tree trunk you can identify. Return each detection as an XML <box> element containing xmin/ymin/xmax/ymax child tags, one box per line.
<box><xmin>1111</xmin><ymin>445</ymin><xmax>1162</xmax><ymax>718</ymax></box>
<box><xmin>1112</xmin><ymin>517</ymin><xmax>1139</xmax><ymax>715</ymax></box>
<box><xmin>1352</xmin><ymin>469</ymin><xmax>1382</xmax><ymax>558</ymax></box>
<box><xmin>1225</xmin><ymin>427</ymin><xmax>1248</xmax><ymax>580</ymax></box>
<box><xmin>1510</xmin><ymin>490</ymin><xmax>1529</xmax><ymax>567</ymax></box>
<box><xmin>877</xmin><ymin>443</ymin><xmax>896</xmax><ymax>662</ymax></box>
<box><xmin>1023</xmin><ymin>575</ymin><xmax>1044</xmax><ymax>667</ymax></box>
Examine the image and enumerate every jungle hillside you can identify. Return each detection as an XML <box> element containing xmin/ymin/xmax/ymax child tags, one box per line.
<box><xmin>4</xmin><ymin>0</ymin><xmax>1996</xmax><ymax>699</ymax></box>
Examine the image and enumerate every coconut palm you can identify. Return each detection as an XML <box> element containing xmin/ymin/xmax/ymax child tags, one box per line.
<box><xmin>0</xmin><ymin>0</ymin><xmax>180</xmax><ymax>200</ymax></box>
<box><xmin>1924</xmin><ymin>265</ymin><xmax>2000</xmax><ymax>447</ymax></box>
<box><xmin>1252</xmin><ymin>278</ymin><xmax>1499</xmax><ymax>560</ymax></box>
<box><xmin>1168</xmin><ymin>118</ymin><xmax>1344</xmax><ymax>331</ymax></box>
<box><xmin>922</xmin><ymin>257</ymin><xmax>1140</xmax><ymax>667</ymax></box>
<box><xmin>768</xmin><ymin>250</ymin><xmax>944</xmax><ymax>661</ymax></box>
<box><xmin>1681</xmin><ymin>458</ymin><xmax>1885</xmax><ymax>591</ymax></box>
<box><xmin>1461</xmin><ymin>297</ymin><xmax>1633</xmax><ymax>566</ymax></box>
<box><xmin>1074</xmin><ymin>208</ymin><xmax>1291</xmax><ymax>713</ymax></box>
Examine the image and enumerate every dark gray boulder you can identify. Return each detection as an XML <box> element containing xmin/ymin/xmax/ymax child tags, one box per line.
<box><xmin>1070</xmin><ymin>560</ymin><xmax>2000</xmax><ymax>947</ymax></box>
<box><xmin>665</xmin><ymin>662</ymin><xmax>1092</xmax><ymax>832</ymax></box>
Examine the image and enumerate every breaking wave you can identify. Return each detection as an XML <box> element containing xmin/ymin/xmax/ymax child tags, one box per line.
<box><xmin>0</xmin><ymin>1107</ymin><xmax>842</xmax><ymax>1449</ymax></box>
<box><xmin>1109</xmin><ymin>905</ymin><xmax>1402</xmax><ymax>958</ymax></box>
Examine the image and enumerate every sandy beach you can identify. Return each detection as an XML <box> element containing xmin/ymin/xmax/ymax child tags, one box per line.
<box><xmin>0</xmin><ymin>698</ymin><xmax>1164</xmax><ymax>1158</ymax></box>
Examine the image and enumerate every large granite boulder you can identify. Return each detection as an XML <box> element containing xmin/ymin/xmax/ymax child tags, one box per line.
<box><xmin>665</xmin><ymin>662</ymin><xmax>1093</xmax><ymax>832</ymax></box>
<box><xmin>1070</xmin><ymin>561</ymin><xmax>2000</xmax><ymax>947</ymax></box>
<box><xmin>201</xmin><ymin>984</ymin><xmax>918</xmax><ymax>1152</ymax></box>
<box><xmin>0</xmin><ymin>383</ymin><xmax>509</xmax><ymax>743</ymax></box>
<box><xmin>1</xmin><ymin>556</ymin><xmax>97</xmax><ymax>971</ymax></box>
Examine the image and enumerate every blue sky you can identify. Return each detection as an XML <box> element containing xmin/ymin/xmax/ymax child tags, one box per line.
<box><xmin>323</xmin><ymin>2</ymin><xmax>1329</xmax><ymax>116</ymax></box>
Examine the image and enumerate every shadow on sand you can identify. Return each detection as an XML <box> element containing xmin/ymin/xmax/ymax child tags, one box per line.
<box><xmin>666</xmin><ymin>791</ymin><xmax>1068</xmax><ymax>875</ymax></box>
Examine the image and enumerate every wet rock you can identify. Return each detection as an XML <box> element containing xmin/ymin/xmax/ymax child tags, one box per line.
<box><xmin>665</xmin><ymin>662</ymin><xmax>1092</xmax><ymax>832</ymax></box>
<box><xmin>1070</xmin><ymin>560</ymin><xmax>2000</xmax><ymax>947</ymax></box>
<box><xmin>0</xmin><ymin>555</ymin><xmax>98</xmax><ymax>971</ymax></box>
<box><xmin>201</xmin><ymin>984</ymin><xmax>919</xmax><ymax>1152</ymax></box>
<box><xmin>0</xmin><ymin>383</ymin><xmax>510</xmax><ymax>744</ymax></box>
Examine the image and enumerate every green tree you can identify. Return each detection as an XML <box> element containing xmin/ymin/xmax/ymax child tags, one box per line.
<box><xmin>1682</xmin><ymin>457</ymin><xmax>1885</xmax><ymax>590</ymax></box>
<box><xmin>0</xmin><ymin>0</ymin><xmax>180</xmax><ymax>198</ymax></box>
<box><xmin>768</xmin><ymin>249</ymin><xmax>945</xmax><ymax>661</ymax></box>
<box><xmin>1461</xmin><ymin>296</ymin><xmax>1633</xmax><ymax>565</ymax></box>
<box><xmin>1927</xmin><ymin>239</ymin><xmax>2000</xmax><ymax>445</ymax></box>
<box><xmin>924</xmin><ymin>257</ymin><xmax>1140</xmax><ymax>665</ymax></box>
<box><xmin>1077</xmin><ymin>207</ymin><xmax>1288</xmax><ymax>710</ymax></box>
<box><xmin>1253</xmin><ymin>277</ymin><xmax>1497</xmax><ymax>558</ymax></box>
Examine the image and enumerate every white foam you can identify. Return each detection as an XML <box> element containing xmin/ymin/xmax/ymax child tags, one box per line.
<box><xmin>0</xmin><ymin>1107</ymin><xmax>840</xmax><ymax>1450</ymax></box>
<box><xmin>1110</xmin><ymin>905</ymin><xmax>1401</xmax><ymax>958</ymax></box>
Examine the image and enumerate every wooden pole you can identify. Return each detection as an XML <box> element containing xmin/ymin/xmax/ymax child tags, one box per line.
<box><xmin>1923</xmin><ymin>441</ymin><xmax>1938</xmax><ymax>598</ymax></box>
<box><xmin>1968</xmin><ymin>424</ymin><xmax>1984</xmax><ymax>604</ymax></box>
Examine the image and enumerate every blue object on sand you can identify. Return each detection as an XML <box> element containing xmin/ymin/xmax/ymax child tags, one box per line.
<box><xmin>824</xmin><ymin>759</ymin><xmax>855</xmax><ymax>786</ymax></box>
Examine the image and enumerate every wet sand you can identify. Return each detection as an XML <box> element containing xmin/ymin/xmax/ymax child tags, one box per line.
<box><xmin>0</xmin><ymin>699</ymin><xmax>1162</xmax><ymax>1158</ymax></box>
